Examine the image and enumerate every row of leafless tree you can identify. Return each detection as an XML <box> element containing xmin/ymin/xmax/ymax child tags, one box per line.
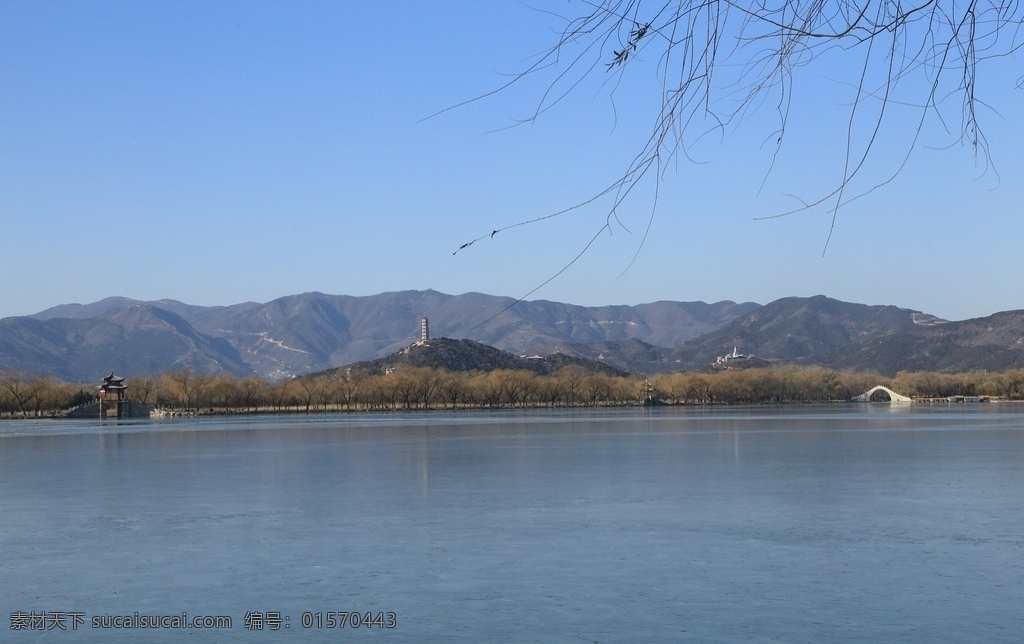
<box><xmin>2</xmin><ymin>365</ymin><xmax>1022</xmax><ymax>418</ymax></box>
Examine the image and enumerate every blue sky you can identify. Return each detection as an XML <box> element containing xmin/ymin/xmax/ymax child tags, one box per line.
<box><xmin>2</xmin><ymin>1</ymin><xmax>1021</xmax><ymax>322</ymax></box>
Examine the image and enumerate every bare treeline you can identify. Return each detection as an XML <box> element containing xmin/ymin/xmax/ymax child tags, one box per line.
<box><xmin>2</xmin><ymin>366</ymin><xmax>1022</xmax><ymax>418</ymax></box>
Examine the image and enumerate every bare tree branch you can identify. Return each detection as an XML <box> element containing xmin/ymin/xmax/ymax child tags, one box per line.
<box><xmin>439</xmin><ymin>0</ymin><xmax>1022</xmax><ymax>298</ymax></box>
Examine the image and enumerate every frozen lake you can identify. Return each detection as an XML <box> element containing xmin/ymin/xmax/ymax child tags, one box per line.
<box><xmin>3</xmin><ymin>405</ymin><xmax>1024</xmax><ymax>641</ymax></box>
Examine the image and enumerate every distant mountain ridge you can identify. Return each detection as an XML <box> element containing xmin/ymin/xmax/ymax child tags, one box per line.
<box><xmin>1</xmin><ymin>290</ymin><xmax>1021</xmax><ymax>381</ymax></box>
<box><xmin>1</xmin><ymin>291</ymin><xmax>757</xmax><ymax>381</ymax></box>
<box><xmin>658</xmin><ymin>295</ymin><xmax>956</xmax><ymax>370</ymax></box>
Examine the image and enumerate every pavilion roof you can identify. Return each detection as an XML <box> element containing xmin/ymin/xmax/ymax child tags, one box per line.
<box><xmin>101</xmin><ymin>373</ymin><xmax>127</xmax><ymax>389</ymax></box>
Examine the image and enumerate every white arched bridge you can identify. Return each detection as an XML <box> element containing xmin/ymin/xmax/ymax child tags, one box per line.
<box><xmin>852</xmin><ymin>386</ymin><xmax>912</xmax><ymax>403</ymax></box>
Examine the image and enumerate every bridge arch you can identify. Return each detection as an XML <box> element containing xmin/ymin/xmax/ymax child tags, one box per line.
<box><xmin>852</xmin><ymin>385</ymin><xmax>912</xmax><ymax>403</ymax></box>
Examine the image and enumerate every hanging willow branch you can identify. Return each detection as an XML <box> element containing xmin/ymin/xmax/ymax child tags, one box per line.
<box><xmin>439</xmin><ymin>0</ymin><xmax>1022</xmax><ymax>253</ymax></box>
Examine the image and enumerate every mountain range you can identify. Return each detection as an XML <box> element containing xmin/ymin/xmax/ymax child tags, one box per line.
<box><xmin>0</xmin><ymin>290</ymin><xmax>1021</xmax><ymax>381</ymax></box>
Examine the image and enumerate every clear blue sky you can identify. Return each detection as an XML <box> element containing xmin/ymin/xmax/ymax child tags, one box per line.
<box><xmin>3</xmin><ymin>1</ymin><xmax>1021</xmax><ymax>322</ymax></box>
